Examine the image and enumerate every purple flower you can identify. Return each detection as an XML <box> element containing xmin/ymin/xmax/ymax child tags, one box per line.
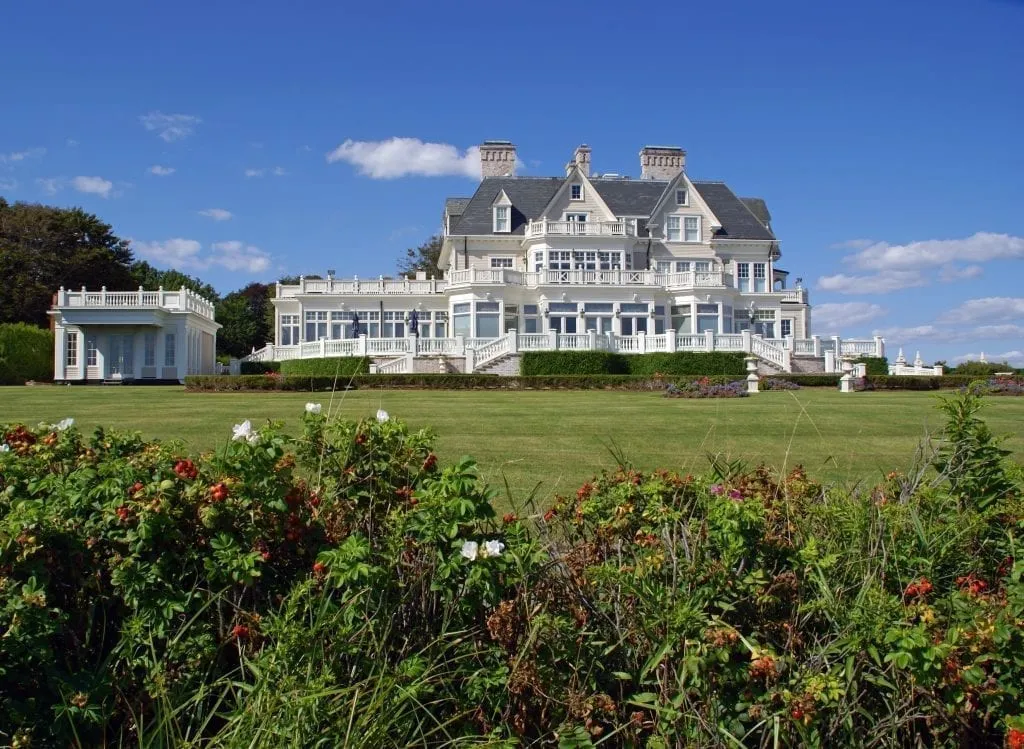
<box><xmin>728</xmin><ymin>489</ymin><xmax>744</xmax><ymax>501</ymax></box>
<box><xmin>710</xmin><ymin>484</ymin><xmax>724</xmax><ymax>495</ymax></box>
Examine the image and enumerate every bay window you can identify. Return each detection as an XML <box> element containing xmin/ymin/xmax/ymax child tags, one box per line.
<box><xmin>696</xmin><ymin>303</ymin><xmax>719</xmax><ymax>334</ymax></box>
<box><xmin>476</xmin><ymin>301</ymin><xmax>500</xmax><ymax>338</ymax></box>
<box><xmin>671</xmin><ymin>304</ymin><xmax>692</xmax><ymax>334</ymax></box>
<box><xmin>452</xmin><ymin>303</ymin><xmax>471</xmax><ymax>338</ymax></box>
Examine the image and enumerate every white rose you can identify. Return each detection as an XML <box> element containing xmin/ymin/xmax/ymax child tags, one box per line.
<box><xmin>305</xmin><ymin>402</ymin><xmax>322</xmax><ymax>414</ymax></box>
<box><xmin>376</xmin><ymin>409</ymin><xmax>389</xmax><ymax>423</ymax></box>
<box><xmin>460</xmin><ymin>540</ymin><xmax>479</xmax><ymax>561</ymax></box>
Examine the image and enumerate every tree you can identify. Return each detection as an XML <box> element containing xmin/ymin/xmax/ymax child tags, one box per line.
<box><xmin>397</xmin><ymin>234</ymin><xmax>443</xmax><ymax>278</ymax></box>
<box><xmin>130</xmin><ymin>261</ymin><xmax>220</xmax><ymax>303</ymax></box>
<box><xmin>0</xmin><ymin>198</ymin><xmax>135</xmax><ymax>326</ymax></box>
<box><xmin>215</xmin><ymin>283</ymin><xmax>274</xmax><ymax>358</ymax></box>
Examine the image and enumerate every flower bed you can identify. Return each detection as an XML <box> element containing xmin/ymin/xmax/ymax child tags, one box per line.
<box><xmin>1</xmin><ymin>392</ymin><xmax>1022</xmax><ymax>746</ymax></box>
<box><xmin>664</xmin><ymin>377</ymin><xmax>748</xmax><ymax>398</ymax></box>
<box><xmin>761</xmin><ymin>377</ymin><xmax>801</xmax><ymax>391</ymax></box>
<box><xmin>967</xmin><ymin>376</ymin><xmax>1024</xmax><ymax>396</ymax></box>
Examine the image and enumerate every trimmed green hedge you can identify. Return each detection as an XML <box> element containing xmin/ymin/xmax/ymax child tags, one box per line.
<box><xmin>0</xmin><ymin>323</ymin><xmax>54</xmax><ymax>385</ymax></box>
<box><xmin>866</xmin><ymin>375</ymin><xmax>978</xmax><ymax>390</ymax></box>
<box><xmin>521</xmin><ymin>351</ymin><xmax>746</xmax><ymax>376</ymax></box>
<box><xmin>854</xmin><ymin>356</ymin><xmax>889</xmax><ymax>376</ymax></box>
<box><xmin>765</xmin><ymin>374</ymin><xmax>842</xmax><ymax>388</ymax></box>
<box><xmin>279</xmin><ymin>357</ymin><xmax>370</xmax><ymax>377</ymax></box>
<box><xmin>185</xmin><ymin>374</ymin><xmax>746</xmax><ymax>392</ymax></box>
<box><xmin>240</xmin><ymin>361</ymin><xmax>281</xmax><ymax>375</ymax></box>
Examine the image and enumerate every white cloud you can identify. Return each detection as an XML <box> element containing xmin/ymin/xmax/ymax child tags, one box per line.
<box><xmin>36</xmin><ymin>177</ymin><xmax>64</xmax><ymax>195</ymax></box>
<box><xmin>940</xmin><ymin>297</ymin><xmax>1024</xmax><ymax>325</ymax></box>
<box><xmin>972</xmin><ymin>324</ymin><xmax>1024</xmax><ymax>339</ymax></box>
<box><xmin>847</xmin><ymin>232</ymin><xmax>1024</xmax><ymax>272</ymax></box>
<box><xmin>199</xmin><ymin>208</ymin><xmax>233</xmax><ymax>221</ymax></box>
<box><xmin>244</xmin><ymin>168</ymin><xmax>265</xmax><ymax>178</ymax></box>
<box><xmin>245</xmin><ymin>166</ymin><xmax>286</xmax><ymax>178</ymax></box>
<box><xmin>272</xmin><ymin>166</ymin><xmax>286</xmax><ymax>176</ymax></box>
<box><xmin>66</xmin><ymin>138</ymin><xmax>79</xmax><ymax>147</ymax></box>
<box><xmin>0</xmin><ymin>178</ymin><xmax>16</xmax><ymax>191</ymax></box>
<box><xmin>813</xmin><ymin>302</ymin><xmax>887</xmax><ymax>333</ymax></box>
<box><xmin>133</xmin><ymin>238</ymin><xmax>270</xmax><ymax>274</ymax></box>
<box><xmin>148</xmin><ymin>165</ymin><xmax>176</xmax><ymax>176</ymax></box>
<box><xmin>72</xmin><ymin>175</ymin><xmax>114</xmax><ymax>198</ymax></box>
<box><xmin>209</xmin><ymin>240</ymin><xmax>271</xmax><ymax>272</ymax></box>
<box><xmin>938</xmin><ymin>264</ymin><xmax>983</xmax><ymax>282</ymax></box>
<box><xmin>134</xmin><ymin>238</ymin><xmax>204</xmax><ymax>266</ymax></box>
<box><xmin>326</xmin><ymin>137</ymin><xmax>483</xmax><ymax>179</ymax></box>
<box><xmin>954</xmin><ymin>350</ymin><xmax>1024</xmax><ymax>367</ymax></box>
<box><xmin>817</xmin><ymin>270</ymin><xmax>928</xmax><ymax>294</ymax></box>
<box><xmin>139</xmin><ymin>111</ymin><xmax>201</xmax><ymax>142</ymax></box>
<box><xmin>2</xmin><ymin>147</ymin><xmax>46</xmax><ymax>163</ymax></box>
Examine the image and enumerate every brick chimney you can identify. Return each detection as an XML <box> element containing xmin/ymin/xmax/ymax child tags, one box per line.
<box><xmin>566</xmin><ymin>144</ymin><xmax>591</xmax><ymax>177</ymax></box>
<box><xmin>639</xmin><ymin>146</ymin><xmax>686</xmax><ymax>180</ymax></box>
<box><xmin>479</xmin><ymin>140</ymin><xmax>517</xmax><ymax>178</ymax></box>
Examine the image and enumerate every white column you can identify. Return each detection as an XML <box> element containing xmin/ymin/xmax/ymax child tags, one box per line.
<box><xmin>874</xmin><ymin>335</ymin><xmax>885</xmax><ymax>358</ymax></box>
<box><xmin>741</xmin><ymin>330</ymin><xmax>752</xmax><ymax>354</ymax></box>
<box><xmin>548</xmin><ymin>329</ymin><xmax>558</xmax><ymax>350</ymax></box>
<box><xmin>637</xmin><ymin>331</ymin><xmax>647</xmax><ymax>354</ymax></box>
<box><xmin>319</xmin><ymin>338</ymin><xmax>327</xmax><ymax>358</ymax></box>
<box><xmin>812</xmin><ymin>335</ymin><xmax>822</xmax><ymax>357</ymax></box>
<box><xmin>54</xmin><ymin>322</ymin><xmax>66</xmax><ymax>381</ymax></box>
<box><xmin>666</xmin><ymin>329</ymin><xmax>677</xmax><ymax>352</ymax></box>
<box><xmin>454</xmin><ymin>335</ymin><xmax>465</xmax><ymax>356</ymax></box>
<box><xmin>586</xmin><ymin>329</ymin><xmax>597</xmax><ymax>351</ymax></box>
<box><xmin>832</xmin><ymin>336</ymin><xmax>842</xmax><ymax>359</ymax></box>
<box><xmin>704</xmin><ymin>329</ymin><xmax>715</xmax><ymax>351</ymax></box>
<box><xmin>358</xmin><ymin>334</ymin><xmax>368</xmax><ymax>356</ymax></box>
<box><xmin>509</xmin><ymin>330</ymin><xmax>519</xmax><ymax>354</ymax></box>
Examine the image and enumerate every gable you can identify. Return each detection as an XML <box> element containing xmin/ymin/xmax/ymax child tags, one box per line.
<box><xmin>539</xmin><ymin>168</ymin><xmax>617</xmax><ymax>222</ymax></box>
<box><xmin>692</xmin><ymin>182</ymin><xmax>775</xmax><ymax>240</ymax></box>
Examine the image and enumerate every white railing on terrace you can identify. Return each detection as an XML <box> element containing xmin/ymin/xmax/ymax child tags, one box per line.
<box><xmin>241</xmin><ymin>332</ymin><xmax>885</xmax><ymax>375</ymax></box>
<box><xmin>55</xmin><ymin>286</ymin><xmax>216</xmax><ymax>320</ymax></box>
<box><xmin>374</xmin><ymin>355</ymin><xmax>411</xmax><ymax>374</ymax></box>
<box><xmin>526</xmin><ymin>219</ymin><xmax>636</xmax><ymax>238</ymax></box>
<box><xmin>277</xmin><ymin>276</ymin><xmax>447</xmax><ymax>297</ymax></box>
<box><xmin>781</xmin><ymin>288</ymin><xmax>809</xmax><ymax>303</ymax></box>
<box><xmin>447</xmin><ymin>268</ymin><xmax>523</xmax><ymax>286</ymax></box>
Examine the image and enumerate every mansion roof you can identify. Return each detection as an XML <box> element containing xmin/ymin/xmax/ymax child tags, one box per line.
<box><xmin>446</xmin><ymin>176</ymin><xmax>775</xmax><ymax>241</ymax></box>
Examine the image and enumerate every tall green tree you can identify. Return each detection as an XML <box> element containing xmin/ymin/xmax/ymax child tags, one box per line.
<box><xmin>397</xmin><ymin>234</ymin><xmax>443</xmax><ymax>278</ymax></box>
<box><xmin>215</xmin><ymin>283</ymin><xmax>274</xmax><ymax>357</ymax></box>
<box><xmin>0</xmin><ymin>199</ymin><xmax>135</xmax><ymax>326</ymax></box>
<box><xmin>130</xmin><ymin>261</ymin><xmax>220</xmax><ymax>303</ymax></box>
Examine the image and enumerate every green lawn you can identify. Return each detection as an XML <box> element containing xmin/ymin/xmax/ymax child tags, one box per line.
<box><xmin>3</xmin><ymin>386</ymin><xmax>1023</xmax><ymax>502</ymax></box>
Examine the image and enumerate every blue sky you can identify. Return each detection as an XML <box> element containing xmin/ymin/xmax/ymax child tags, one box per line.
<box><xmin>2</xmin><ymin>0</ymin><xmax>1023</xmax><ymax>365</ymax></box>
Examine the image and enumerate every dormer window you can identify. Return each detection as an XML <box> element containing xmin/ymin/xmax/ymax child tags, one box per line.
<box><xmin>675</xmin><ymin>188</ymin><xmax>688</xmax><ymax>206</ymax></box>
<box><xmin>493</xmin><ymin>205</ymin><xmax>510</xmax><ymax>233</ymax></box>
<box><xmin>570</xmin><ymin>183</ymin><xmax>583</xmax><ymax>201</ymax></box>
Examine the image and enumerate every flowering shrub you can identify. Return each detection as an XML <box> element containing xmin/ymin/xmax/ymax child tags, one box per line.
<box><xmin>966</xmin><ymin>376</ymin><xmax>1024</xmax><ymax>396</ymax></box>
<box><xmin>762</xmin><ymin>377</ymin><xmax>801</xmax><ymax>391</ymax></box>
<box><xmin>1</xmin><ymin>391</ymin><xmax>1022</xmax><ymax>746</ymax></box>
<box><xmin>664</xmin><ymin>377</ymin><xmax>748</xmax><ymax>398</ymax></box>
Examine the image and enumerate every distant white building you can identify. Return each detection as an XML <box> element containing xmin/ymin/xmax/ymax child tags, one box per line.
<box><xmin>49</xmin><ymin>287</ymin><xmax>221</xmax><ymax>383</ymax></box>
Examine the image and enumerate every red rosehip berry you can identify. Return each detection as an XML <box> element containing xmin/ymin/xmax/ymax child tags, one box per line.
<box><xmin>313</xmin><ymin>561</ymin><xmax>326</xmax><ymax>575</ymax></box>
<box><xmin>231</xmin><ymin>624</ymin><xmax>250</xmax><ymax>640</ymax></box>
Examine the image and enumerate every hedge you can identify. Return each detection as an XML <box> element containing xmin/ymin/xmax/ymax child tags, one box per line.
<box><xmin>240</xmin><ymin>361</ymin><xmax>281</xmax><ymax>375</ymax></box>
<box><xmin>520</xmin><ymin>351</ymin><xmax>746</xmax><ymax>376</ymax></box>
<box><xmin>865</xmin><ymin>375</ymin><xmax>979</xmax><ymax>390</ymax></box>
<box><xmin>185</xmin><ymin>374</ymin><xmax>746</xmax><ymax>392</ymax></box>
<box><xmin>278</xmin><ymin>357</ymin><xmax>370</xmax><ymax>377</ymax></box>
<box><xmin>854</xmin><ymin>356</ymin><xmax>889</xmax><ymax>376</ymax></box>
<box><xmin>0</xmin><ymin>323</ymin><xmax>54</xmax><ymax>385</ymax></box>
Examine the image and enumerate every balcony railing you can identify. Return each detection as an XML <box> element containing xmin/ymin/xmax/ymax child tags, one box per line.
<box><xmin>54</xmin><ymin>286</ymin><xmax>216</xmax><ymax>320</ymax></box>
<box><xmin>781</xmin><ymin>288</ymin><xmax>809</xmax><ymax>303</ymax></box>
<box><xmin>277</xmin><ymin>276</ymin><xmax>447</xmax><ymax>297</ymax></box>
<box><xmin>526</xmin><ymin>219</ymin><xmax>636</xmax><ymax>238</ymax></box>
<box><xmin>445</xmin><ymin>268</ymin><xmax>731</xmax><ymax>289</ymax></box>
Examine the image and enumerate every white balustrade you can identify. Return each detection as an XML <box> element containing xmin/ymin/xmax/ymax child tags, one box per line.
<box><xmin>840</xmin><ymin>340</ymin><xmax>877</xmax><ymax>355</ymax></box>
<box><xmin>56</xmin><ymin>287</ymin><xmax>216</xmax><ymax>320</ymax></box>
<box><xmin>794</xmin><ymin>339</ymin><xmax>816</xmax><ymax>355</ymax></box>
<box><xmin>367</xmin><ymin>338</ymin><xmax>411</xmax><ymax>355</ymax></box>
<box><xmin>518</xmin><ymin>334</ymin><xmax>551</xmax><ymax>351</ymax></box>
<box><xmin>750</xmin><ymin>336</ymin><xmax>788</xmax><ymax>370</ymax></box>
<box><xmin>676</xmin><ymin>334</ymin><xmax>706</xmax><ymax>350</ymax></box>
<box><xmin>375</xmin><ymin>355</ymin><xmax>411</xmax><ymax>374</ymax></box>
<box><xmin>557</xmin><ymin>334</ymin><xmax>591</xmax><ymax>350</ymax></box>
<box><xmin>715</xmin><ymin>334</ymin><xmax>745</xmax><ymax>350</ymax></box>
<box><xmin>646</xmin><ymin>334</ymin><xmax>668</xmax><ymax>351</ymax></box>
<box><xmin>612</xmin><ymin>335</ymin><xmax>637</xmax><ymax>352</ymax></box>
<box><xmin>526</xmin><ymin>219</ymin><xmax>635</xmax><ymax>238</ymax></box>
<box><xmin>416</xmin><ymin>338</ymin><xmax>459</xmax><ymax>355</ymax></box>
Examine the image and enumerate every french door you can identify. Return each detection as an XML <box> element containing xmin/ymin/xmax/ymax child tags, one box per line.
<box><xmin>107</xmin><ymin>335</ymin><xmax>135</xmax><ymax>378</ymax></box>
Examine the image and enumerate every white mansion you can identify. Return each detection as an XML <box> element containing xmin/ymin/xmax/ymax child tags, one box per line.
<box><xmin>49</xmin><ymin>141</ymin><xmax>884</xmax><ymax>382</ymax></box>
<box><xmin>258</xmin><ymin>142</ymin><xmax>881</xmax><ymax>374</ymax></box>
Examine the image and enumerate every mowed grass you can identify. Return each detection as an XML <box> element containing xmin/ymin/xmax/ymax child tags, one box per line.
<box><xmin>2</xmin><ymin>386</ymin><xmax>1023</xmax><ymax>503</ymax></box>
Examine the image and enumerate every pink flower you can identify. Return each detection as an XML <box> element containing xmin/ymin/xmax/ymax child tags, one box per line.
<box><xmin>710</xmin><ymin>484</ymin><xmax>724</xmax><ymax>495</ymax></box>
<box><xmin>728</xmin><ymin>489</ymin><xmax>744</xmax><ymax>501</ymax></box>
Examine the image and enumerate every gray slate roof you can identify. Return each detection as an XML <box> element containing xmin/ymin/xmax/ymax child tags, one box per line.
<box><xmin>449</xmin><ymin>176</ymin><xmax>775</xmax><ymax>240</ymax></box>
<box><xmin>444</xmin><ymin>197</ymin><xmax>471</xmax><ymax>217</ymax></box>
<box><xmin>739</xmin><ymin>197</ymin><xmax>771</xmax><ymax>230</ymax></box>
